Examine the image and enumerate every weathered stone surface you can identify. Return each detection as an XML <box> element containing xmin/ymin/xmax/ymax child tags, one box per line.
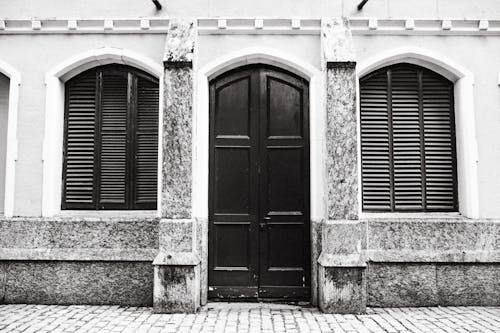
<box><xmin>153</xmin><ymin>264</ymin><xmax>200</xmax><ymax>313</ymax></box>
<box><xmin>367</xmin><ymin>263</ymin><xmax>439</xmax><ymax>307</ymax></box>
<box><xmin>321</xmin><ymin>18</ymin><xmax>355</xmax><ymax>63</ymax></box>
<box><xmin>366</xmin><ymin>218</ymin><xmax>500</xmax><ymax>262</ymax></box>
<box><xmin>164</xmin><ymin>19</ymin><xmax>195</xmax><ymax>63</ymax></box>
<box><xmin>198</xmin><ymin>217</ymin><xmax>208</xmax><ymax>306</ymax></box>
<box><xmin>325</xmin><ymin>63</ymin><xmax>358</xmax><ymax>220</ymax></box>
<box><xmin>310</xmin><ymin>219</ymin><xmax>323</xmax><ymax>306</ymax></box>
<box><xmin>321</xmin><ymin>220</ymin><xmax>366</xmax><ymax>255</ymax></box>
<box><xmin>2</xmin><ymin>304</ymin><xmax>500</xmax><ymax>332</ymax></box>
<box><xmin>0</xmin><ymin>261</ymin><xmax>153</xmax><ymax>306</ymax></box>
<box><xmin>436</xmin><ymin>264</ymin><xmax>500</xmax><ymax>306</ymax></box>
<box><xmin>368</xmin><ymin>262</ymin><xmax>500</xmax><ymax>307</ymax></box>
<box><xmin>367</xmin><ymin>218</ymin><xmax>500</xmax><ymax>252</ymax></box>
<box><xmin>159</xmin><ymin>219</ymin><xmax>194</xmax><ymax>252</ymax></box>
<box><xmin>0</xmin><ymin>217</ymin><xmax>159</xmax><ymax>249</ymax></box>
<box><xmin>318</xmin><ymin>266</ymin><xmax>366</xmax><ymax>314</ymax></box>
<box><xmin>161</xmin><ymin>65</ymin><xmax>193</xmax><ymax>218</ymax></box>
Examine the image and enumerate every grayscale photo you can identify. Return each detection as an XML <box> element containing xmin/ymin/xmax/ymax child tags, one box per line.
<box><xmin>0</xmin><ymin>0</ymin><xmax>499</xmax><ymax>332</ymax></box>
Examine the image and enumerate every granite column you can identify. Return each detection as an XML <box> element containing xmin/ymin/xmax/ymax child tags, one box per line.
<box><xmin>153</xmin><ymin>19</ymin><xmax>201</xmax><ymax>313</ymax></box>
<box><xmin>318</xmin><ymin>18</ymin><xmax>367</xmax><ymax>314</ymax></box>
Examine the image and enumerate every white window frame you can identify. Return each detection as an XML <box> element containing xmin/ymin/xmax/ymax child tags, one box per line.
<box><xmin>42</xmin><ymin>47</ymin><xmax>163</xmax><ymax>217</ymax></box>
<box><xmin>356</xmin><ymin>46</ymin><xmax>479</xmax><ymax>219</ymax></box>
<box><xmin>0</xmin><ymin>58</ymin><xmax>21</xmax><ymax>217</ymax></box>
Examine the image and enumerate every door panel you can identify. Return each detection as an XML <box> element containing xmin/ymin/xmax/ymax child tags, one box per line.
<box><xmin>214</xmin><ymin>148</ymin><xmax>251</xmax><ymax>214</ymax></box>
<box><xmin>209</xmin><ymin>65</ymin><xmax>310</xmax><ymax>300</ymax></box>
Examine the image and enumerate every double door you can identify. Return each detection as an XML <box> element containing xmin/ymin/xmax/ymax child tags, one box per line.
<box><xmin>208</xmin><ymin>65</ymin><xmax>310</xmax><ymax>299</ymax></box>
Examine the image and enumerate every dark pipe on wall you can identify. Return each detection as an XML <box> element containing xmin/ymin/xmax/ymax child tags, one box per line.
<box><xmin>152</xmin><ymin>0</ymin><xmax>162</xmax><ymax>10</ymax></box>
<box><xmin>357</xmin><ymin>0</ymin><xmax>369</xmax><ymax>10</ymax></box>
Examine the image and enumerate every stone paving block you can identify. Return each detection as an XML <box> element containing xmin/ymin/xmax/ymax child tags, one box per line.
<box><xmin>0</xmin><ymin>303</ymin><xmax>500</xmax><ymax>332</ymax></box>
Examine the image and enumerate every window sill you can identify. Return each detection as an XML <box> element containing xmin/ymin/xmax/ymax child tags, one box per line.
<box><xmin>55</xmin><ymin>210</ymin><xmax>159</xmax><ymax>220</ymax></box>
<box><xmin>359</xmin><ymin>211</ymin><xmax>463</xmax><ymax>220</ymax></box>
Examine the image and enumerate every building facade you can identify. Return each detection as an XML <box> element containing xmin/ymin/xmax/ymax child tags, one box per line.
<box><xmin>0</xmin><ymin>0</ymin><xmax>499</xmax><ymax>313</ymax></box>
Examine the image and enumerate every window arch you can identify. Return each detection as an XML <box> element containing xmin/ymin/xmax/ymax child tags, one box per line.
<box><xmin>62</xmin><ymin>64</ymin><xmax>159</xmax><ymax>210</ymax></box>
<box><xmin>360</xmin><ymin>63</ymin><xmax>458</xmax><ymax>212</ymax></box>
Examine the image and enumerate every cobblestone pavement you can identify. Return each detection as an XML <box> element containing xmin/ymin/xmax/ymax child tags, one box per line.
<box><xmin>0</xmin><ymin>303</ymin><xmax>499</xmax><ymax>333</ymax></box>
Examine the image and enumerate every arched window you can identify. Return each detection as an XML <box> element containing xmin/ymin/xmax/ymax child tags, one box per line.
<box><xmin>62</xmin><ymin>65</ymin><xmax>159</xmax><ymax>210</ymax></box>
<box><xmin>360</xmin><ymin>63</ymin><xmax>457</xmax><ymax>212</ymax></box>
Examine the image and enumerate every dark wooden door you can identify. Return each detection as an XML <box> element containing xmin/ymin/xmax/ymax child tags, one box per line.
<box><xmin>208</xmin><ymin>65</ymin><xmax>310</xmax><ymax>300</ymax></box>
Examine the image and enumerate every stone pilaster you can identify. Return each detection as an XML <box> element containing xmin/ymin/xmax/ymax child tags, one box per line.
<box><xmin>318</xmin><ymin>18</ymin><xmax>366</xmax><ymax>314</ymax></box>
<box><xmin>322</xmin><ymin>18</ymin><xmax>358</xmax><ymax>221</ymax></box>
<box><xmin>153</xmin><ymin>19</ymin><xmax>200</xmax><ymax>314</ymax></box>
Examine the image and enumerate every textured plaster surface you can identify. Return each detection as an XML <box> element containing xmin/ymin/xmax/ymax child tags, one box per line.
<box><xmin>164</xmin><ymin>19</ymin><xmax>195</xmax><ymax>62</ymax></box>
<box><xmin>161</xmin><ymin>66</ymin><xmax>193</xmax><ymax>219</ymax></box>
<box><xmin>0</xmin><ymin>261</ymin><xmax>153</xmax><ymax>306</ymax></box>
<box><xmin>319</xmin><ymin>266</ymin><xmax>366</xmax><ymax>314</ymax></box>
<box><xmin>325</xmin><ymin>64</ymin><xmax>358</xmax><ymax>220</ymax></box>
<box><xmin>321</xmin><ymin>18</ymin><xmax>355</xmax><ymax>63</ymax></box>
<box><xmin>153</xmin><ymin>265</ymin><xmax>200</xmax><ymax>313</ymax></box>
<box><xmin>368</xmin><ymin>263</ymin><xmax>500</xmax><ymax>307</ymax></box>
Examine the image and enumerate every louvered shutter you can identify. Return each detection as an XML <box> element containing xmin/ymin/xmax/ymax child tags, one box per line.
<box><xmin>360</xmin><ymin>70</ymin><xmax>391</xmax><ymax>210</ymax></box>
<box><xmin>360</xmin><ymin>64</ymin><xmax>457</xmax><ymax>212</ymax></box>
<box><xmin>98</xmin><ymin>70</ymin><xmax>129</xmax><ymax>208</ymax></box>
<box><xmin>62</xmin><ymin>71</ymin><xmax>97</xmax><ymax>209</ymax></box>
<box><xmin>63</xmin><ymin>65</ymin><xmax>159</xmax><ymax>210</ymax></box>
<box><xmin>422</xmin><ymin>71</ymin><xmax>456</xmax><ymax>210</ymax></box>
<box><xmin>133</xmin><ymin>76</ymin><xmax>159</xmax><ymax>208</ymax></box>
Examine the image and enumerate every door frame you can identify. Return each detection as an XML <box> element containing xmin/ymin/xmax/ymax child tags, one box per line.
<box><xmin>193</xmin><ymin>47</ymin><xmax>325</xmax><ymax>305</ymax></box>
<box><xmin>207</xmin><ymin>64</ymin><xmax>311</xmax><ymax>299</ymax></box>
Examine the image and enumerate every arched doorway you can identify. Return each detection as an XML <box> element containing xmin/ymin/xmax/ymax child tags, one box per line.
<box><xmin>208</xmin><ymin>64</ymin><xmax>310</xmax><ymax>300</ymax></box>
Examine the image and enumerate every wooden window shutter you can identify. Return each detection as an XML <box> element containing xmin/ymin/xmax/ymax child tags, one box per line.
<box><xmin>62</xmin><ymin>65</ymin><xmax>159</xmax><ymax>210</ymax></box>
<box><xmin>98</xmin><ymin>70</ymin><xmax>129</xmax><ymax>208</ymax></box>
<box><xmin>62</xmin><ymin>71</ymin><xmax>98</xmax><ymax>209</ymax></box>
<box><xmin>133</xmin><ymin>75</ymin><xmax>159</xmax><ymax>209</ymax></box>
<box><xmin>360</xmin><ymin>64</ymin><xmax>458</xmax><ymax>212</ymax></box>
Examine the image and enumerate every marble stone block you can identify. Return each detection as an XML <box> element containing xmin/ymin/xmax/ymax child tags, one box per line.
<box><xmin>367</xmin><ymin>263</ymin><xmax>439</xmax><ymax>307</ymax></box>
<box><xmin>321</xmin><ymin>18</ymin><xmax>355</xmax><ymax>63</ymax></box>
<box><xmin>325</xmin><ymin>62</ymin><xmax>358</xmax><ymax>220</ymax></box>
<box><xmin>0</xmin><ymin>261</ymin><xmax>153</xmax><ymax>306</ymax></box>
<box><xmin>159</xmin><ymin>219</ymin><xmax>194</xmax><ymax>253</ymax></box>
<box><xmin>162</xmin><ymin>64</ymin><xmax>193</xmax><ymax>219</ymax></box>
<box><xmin>153</xmin><ymin>252</ymin><xmax>201</xmax><ymax>313</ymax></box>
<box><xmin>318</xmin><ymin>265</ymin><xmax>366</xmax><ymax>314</ymax></box>
<box><xmin>164</xmin><ymin>19</ymin><xmax>195</xmax><ymax>63</ymax></box>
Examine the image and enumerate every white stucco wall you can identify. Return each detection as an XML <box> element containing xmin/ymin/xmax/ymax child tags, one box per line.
<box><xmin>0</xmin><ymin>34</ymin><xmax>165</xmax><ymax>215</ymax></box>
<box><xmin>1</xmin><ymin>0</ymin><xmax>500</xmax><ymax>19</ymax></box>
<box><xmin>0</xmin><ymin>74</ymin><xmax>9</xmax><ymax>214</ymax></box>
<box><xmin>1</xmin><ymin>0</ymin><xmax>500</xmax><ymax>217</ymax></box>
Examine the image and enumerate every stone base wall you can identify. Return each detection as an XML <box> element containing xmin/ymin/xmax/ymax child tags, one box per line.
<box><xmin>0</xmin><ymin>261</ymin><xmax>154</xmax><ymax>306</ymax></box>
<box><xmin>367</xmin><ymin>263</ymin><xmax>500</xmax><ymax>307</ymax></box>
<box><xmin>0</xmin><ymin>217</ymin><xmax>159</xmax><ymax>306</ymax></box>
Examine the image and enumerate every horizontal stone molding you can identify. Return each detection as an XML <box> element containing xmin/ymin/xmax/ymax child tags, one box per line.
<box><xmin>0</xmin><ymin>217</ymin><xmax>159</xmax><ymax>249</ymax></box>
<box><xmin>318</xmin><ymin>253</ymin><xmax>367</xmax><ymax>267</ymax></box>
<box><xmin>367</xmin><ymin>250</ymin><xmax>500</xmax><ymax>263</ymax></box>
<box><xmin>0</xmin><ymin>18</ymin><xmax>498</xmax><ymax>35</ymax></box>
<box><xmin>0</xmin><ymin>248</ymin><xmax>157</xmax><ymax>261</ymax></box>
<box><xmin>153</xmin><ymin>252</ymin><xmax>201</xmax><ymax>266</ymax></box>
